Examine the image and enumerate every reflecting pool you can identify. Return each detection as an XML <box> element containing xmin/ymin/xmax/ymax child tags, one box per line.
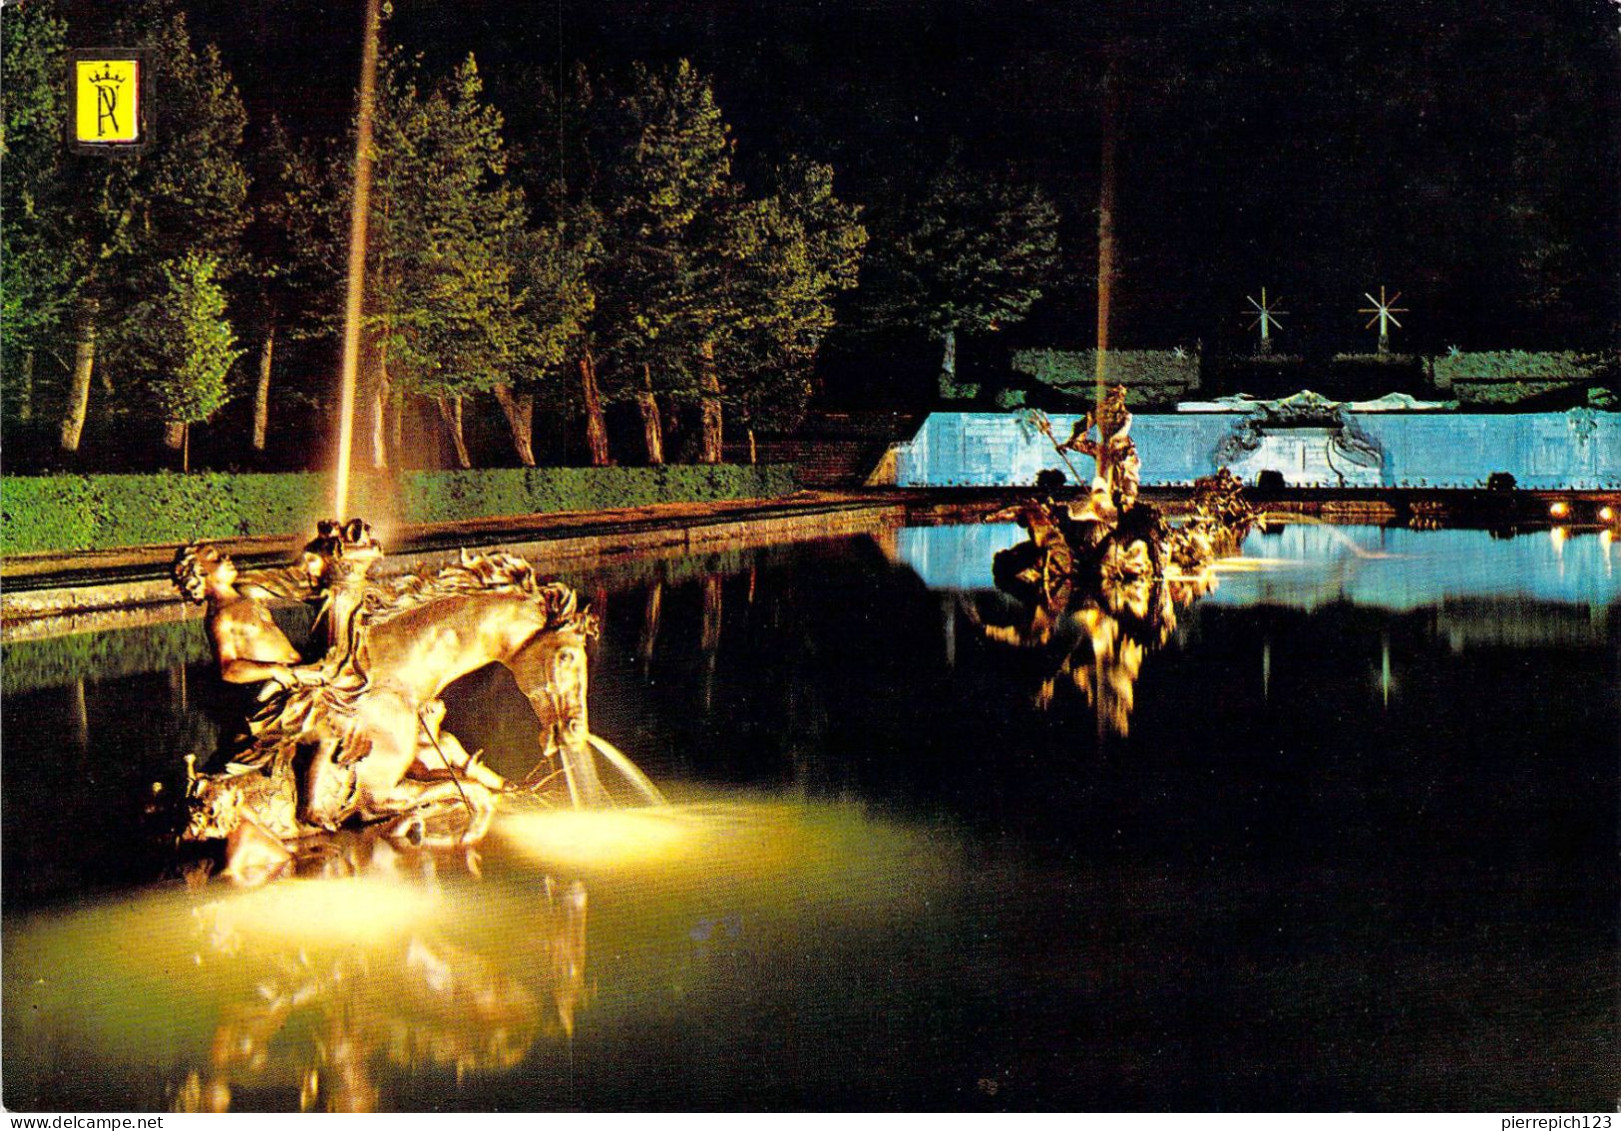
<box><xmin>4</xmin><ymin>524</ymin><xmax>1616</xmax><ymax>1110</ymax></box>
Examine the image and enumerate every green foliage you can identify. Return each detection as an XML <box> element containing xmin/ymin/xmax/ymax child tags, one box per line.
<box><xmin>249</xmin><ymin>118</ymin><xmax>344</xmax><ymax>340</ymax></box>
<box><xmin>0</xmin><ymin>0</ymin><xmax>74</xmax><ymax>366</ymax></box>
<box><xmin>368</xmin><ymin>52</ymin><xmax>532</xmax><ymax>402</ymax></box>
<box><xmin>584</xmin><ymin>59</ymin><xmax>737</xmax><ymax>399</ymax></box>
<box><xmin>146</xmin><ymin>252</ymin><xmax>244</xmax><ymax>425</ymax></box>
<box><xmin>862</xmin><ymin>160</ymin><xmax>1060</xmax><ymax>342</ymax></box>
<box><xmin>1433</xmin><ymin>351</ymin><xmax>1617</xmax><ymax>408</ymax></box>
<box><xmin>1431</xmin><ymin>350</ymin><xmax>1610</xmax><ymax>384</ymax></box>
<box><xmin>1011</xmin><ymin>348</ymin><xmax>1200</xmax><ymax>405</ymax></box>
<box><xmin>713</xmin><ymin>158</ymin><xmax>867</xmax><ymax>430</ymax></box>
<box><xmin>1</xmin><ymin>467</ymin><xmax>797</xmax><ymax>554</ymax></box>
<box><xmin>0</xmin><ymin>0</ymin><xmax>249</xmax><ymax>441</ymax></box>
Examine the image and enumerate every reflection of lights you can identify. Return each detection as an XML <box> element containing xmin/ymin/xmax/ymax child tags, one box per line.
<box><xmin>498</xmin><ymin>810</ymin><xmax>693</xmax><ymax>870</ymax></box>
<box><xmin>1550</xmin><ymin>526</ymin><xmax>1567</xmax><ymax>552</ymax></box>
<box><xmin>1548</xmin><ymin>500</ymin><xmax>1569</xmax><ymax>518</ymax></box>
<box><xmin>199</xmin><ymin>878</ymin><xmax>441</xmax><ymax>947</ymax></box>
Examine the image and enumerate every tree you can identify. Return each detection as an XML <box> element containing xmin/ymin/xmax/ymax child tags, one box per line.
<box><xmin>0</xmin><ymin>0</ymin><xmax>74</xmax><ymax>430</ymax></box>
<box><xmin>363</xmin><ymin>51</ymin><xmax>529</xmax><ymax>468</ymax></box>
<box><xmin>494</xmin><ymin>212</ymin><xmax>601</xmax><ymax>466</ymax></box>
<box><xmin>588</xmin><ymin>59</ymin><xmax>735</xmax><ymax>464</ymax></box>
<box><xmin>861</xmin><ymin>160</ymin><xmax>1060</xmax><ymax>397</ymax></box>
<box><xmin>241</xmin><ymin>119</ymin><xmax>343</xmax><ymax>455</ymax></box>
<box><xmin>704</xmin><ymin>158</ymin><xmax>867</xmax><ymax>458</ymax></box>
<box><xmin>5</xmin><ymin>2</ymin><xmax>250</xmax><ymax>458</ymax></box>
<box><xmin>145</xmin><ymin>251</ymin><xmax>244</xmax><ymax>470</ymax></box>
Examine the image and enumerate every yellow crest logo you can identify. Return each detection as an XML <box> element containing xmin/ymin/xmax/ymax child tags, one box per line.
<box><xmin>75</xmin><ymin>58</ymin><xmax>142</xmax><ymax>144</ymax></box>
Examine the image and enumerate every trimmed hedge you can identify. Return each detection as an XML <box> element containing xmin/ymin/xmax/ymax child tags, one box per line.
<box><xmin>1</xmin><ymin>464</ymin><xmax>799</xmax><ymax>555</ymax></box>
<box><xmin>1011</xmin><ymin>348</ymin><xmax>1200</xmax><ymax>406</ymax></box>
<box><xmin>1430</xmin><ymin>350</ymin><xmax>1610</xmax><ymax>385</ymax></box>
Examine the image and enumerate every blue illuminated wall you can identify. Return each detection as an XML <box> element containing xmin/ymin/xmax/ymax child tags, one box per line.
<box><xmin>891</xmin><ymin>411</ymin><xmax>1621</xmax><ymax>489</ymax></box>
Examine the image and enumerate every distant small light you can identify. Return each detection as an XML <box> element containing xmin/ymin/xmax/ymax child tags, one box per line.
<box><xmin>1548</xmin><ymin>500</ymin><xmax>1569</xmax><ymax>518</ymax></box>
<box><xmin>1600</xmin><ymin>505</ymin><xmax>1615</xmax><ymax>523</ymax></box>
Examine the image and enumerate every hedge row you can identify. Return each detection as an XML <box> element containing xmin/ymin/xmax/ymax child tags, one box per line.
<box><xmin>1</xmin><ymin>464</ymin><xmax>799</xmax><ymax>555</ymax></box>
<box><xmin>1011</xmin><ymin>349</ymin><xmax>1201</xmax><ymax>405</ymax></box>
<box><xmin>1431</xmin><ymin>350</ymin><xmax>1611</xmax><ymax>386</ymax></box>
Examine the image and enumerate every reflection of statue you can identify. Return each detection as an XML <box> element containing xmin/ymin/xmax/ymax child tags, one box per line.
<box><xmin>982</xmin><ymin>390</ymin><xmax>1257</xmax><ymax>735</ymax></box>
<box><xmin>171</xmin><ymin>835</ymin><xmax>587</xmax><ymax>1113</ymax></box>
<box><xmin>176</xmin><ymin>521</ymin><xmax>664</xmax><ymax>885</ymax></box>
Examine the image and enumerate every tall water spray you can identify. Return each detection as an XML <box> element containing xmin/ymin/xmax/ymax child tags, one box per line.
<box><xmin>333</xmin><ymin>0</ymin><xmax>383</xmax><ymax>518</ymax></box>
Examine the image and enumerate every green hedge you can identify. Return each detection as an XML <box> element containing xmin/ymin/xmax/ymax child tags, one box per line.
<box><xmin>1431</xmin><ymin>350</ymin><xmax>1611</xmax><ymax>387</ymax></box>
<box><xmin>1011</xmin><ymin>348</ymin><xmax>1200</xmax><ymax>406</ymax></box>
<box><xmin>1</xmin><ymin>465</ymin><xmax>799</xmax><ymax>555</ymax></box>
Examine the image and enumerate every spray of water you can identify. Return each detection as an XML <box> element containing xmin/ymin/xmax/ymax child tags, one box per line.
<box><xmin>333</xmin><ymin>0</ymin><xmax>383</xmax><ymax>519</ymax></box>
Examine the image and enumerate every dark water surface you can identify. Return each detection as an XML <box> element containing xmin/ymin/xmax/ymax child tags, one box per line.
<box><xmin>4</xmin><ymin>525</ymin><xmax>1616</xmax><ymax>1111</ymax></box>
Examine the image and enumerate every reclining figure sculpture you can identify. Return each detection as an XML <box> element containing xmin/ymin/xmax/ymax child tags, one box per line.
<box><xmin>173</xmin><ymin>519</ymin><xmax>663</xmax><ymax>884</ymax></box>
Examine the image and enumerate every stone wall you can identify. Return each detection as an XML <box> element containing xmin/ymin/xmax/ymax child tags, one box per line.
<box><xmin>890</xmin><ymin>410</ymin><xmax>1621</xmax><ymax>489</ymax></box>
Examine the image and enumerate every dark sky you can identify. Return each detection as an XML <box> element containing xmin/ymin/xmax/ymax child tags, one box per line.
<box><xmin>67</xmin><ymin>0</ymin><xmax>1621</xmax><ymax>356</ymax></box>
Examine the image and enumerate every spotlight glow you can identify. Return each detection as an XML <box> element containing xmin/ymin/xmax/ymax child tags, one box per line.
<box><xmin>498</xmin><ymin>809</ymin><xmax>695</xmax><ymax>870</ymax></box>
<box><xmin>1548</xmin><ymin>500</ymin><xmax>1570</xmax><ymax>518</ymax></box>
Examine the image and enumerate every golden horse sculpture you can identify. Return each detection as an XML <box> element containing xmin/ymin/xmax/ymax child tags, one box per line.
<box><xmin>175</xmin><ymin>520</ymin><xmax>663</xmax><ymax>883</ymax></box>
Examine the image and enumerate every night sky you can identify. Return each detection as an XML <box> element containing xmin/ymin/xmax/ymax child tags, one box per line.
<box><xmin>63</xmin><ymin>0</ymin><xmax>1621</xmax><ymax>364</ymax></box>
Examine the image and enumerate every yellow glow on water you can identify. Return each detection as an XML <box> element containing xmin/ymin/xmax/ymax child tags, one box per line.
<box><xmin>498</xmin><ymin>808</ymin><xmax>697</xmax><ymax>871</ymax></box>
<box><xmin>196</xmin><ymin>877</ymin><xmax>442</xmax><ymax>948</ymax></box>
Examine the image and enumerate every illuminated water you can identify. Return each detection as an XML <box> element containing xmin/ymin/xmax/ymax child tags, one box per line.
<box><xmin>4</xmin><ymin>525</ymin><xmax>1617</xmax><ymax>1110</ymax></box>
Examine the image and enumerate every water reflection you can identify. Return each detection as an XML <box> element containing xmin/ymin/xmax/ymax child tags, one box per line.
<box><xmin>4</xmin><ymin>529</ymin><xmax>1617</xmax><ymax>1110</ymax></box>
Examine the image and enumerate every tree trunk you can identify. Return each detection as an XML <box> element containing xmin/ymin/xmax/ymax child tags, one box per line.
<box><xmin>252</xmin><ymin>324</ymin><xmax>275</xmax><ymax>452</ymax></box>
<box><xmin>164</xmin><ymin>420</ymin><xmax>185</xmax><ymax>451</ymax></box>
<box><xmin>389</xmin><ymin>388</ymin><xmax>404</xmax><ymax>465</ymax></box>
<box><xmin>747</xmin><ymin>426</ymin><xmax>757</xmax><ymax>465</ymax></box>
<box><xmin>183</xmin><ymin>423</ymin><xmax>190</xmax><ymax>473</ymax></box>
<box><xmin>699</xmin><ymin>339</ymin><xmax>723</xmax><ymax>464</ymax></box>
<box><xmin>578</xmin><ymin>349</ymin><xmax>611</xmax><ymax>466</ymax></box>
<box><xmin>18</xmin><ymin>349</ymin><xmax>33</xmax><ymax>422</ymax></box>
<box><xmin>637</xmin><ymin>363</ymin><xmax>664</xmax><ymax>466</ymax></box>
<box><xmin>436</xmin><ymin>395</ymin><xmax>471</xmax><ymax>469</ymax></box>
<box><xmin>1095</xmin><ymin>52</ymin><xmax>1119</xmax><ymax>408</ymax></box>
<box><xmin>938</xmin><ymin>326</ymin><xmax>958</xmax><ymax>398</ymax></box>
<box><xmin>369</xmin><ymin>351</ymin><xmax>390</xmax><ymax>470</ymax></box>
<box><xmin>60</xmin><ymin>307</ymin><xmax>97</xmax><ymax>453</ymax></box>
<box><xmin>493</xmin><ymin>383</ymin><xmax>536</xmax><ymax>467</ymax></box>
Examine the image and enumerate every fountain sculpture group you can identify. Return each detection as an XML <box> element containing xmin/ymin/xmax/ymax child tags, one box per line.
<box><xmin>173</xmin><ymin>520</ymin><xmax>661</xmax><ymax>884</ymax></box>
<box><xmin>973</xmin><ymin>387</ymin><xmax>1257</xmax><ymax>734</ymax></box>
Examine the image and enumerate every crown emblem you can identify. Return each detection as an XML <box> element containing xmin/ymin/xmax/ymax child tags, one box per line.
<box><xmin>88</xmin><ymin>64</ymin><xmax>125</xmax><ymax>86</ymax></box>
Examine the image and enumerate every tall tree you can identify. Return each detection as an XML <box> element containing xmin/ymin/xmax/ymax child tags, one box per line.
<box><xmin>0</xmin><ymin>0</ymin><xmax>74</xmax><ymax>430</ymax></box>
<box><xmin>6</xmin><ymin>2</ymin><xmax>250</xmax><ymax>458</ymax></box>
<box><xmin>861</xmin><ymin>159</ymin><xmax>1060</xmax><ymax>397</ymax></box>
<box><xmin>241</xmin><ymin>119</ymin><xmax>343</xmax><ymax>455</ymax></box>
<box><xmin>494</xmin><ymin>212</ymin><xmax>601</xmax><ymax>466</ymax></box>
<box><xmin>144</xmin><ymin>251</ymin><xmax>244</xmax><ymax>470</ymax></box>
<box><xmin>364</xmin><ymin>51</ymin><xmax>529</xmax><ymax>468</ymax></box>
<box><xmin>589</xmin><ymin>59</ymin><xmax>735</xmax><ymax>464</ymax></box>
<box><xmin>702</xmin><ymin>158</ymin><xmax>867</xmax><ymax>458</ymax></box>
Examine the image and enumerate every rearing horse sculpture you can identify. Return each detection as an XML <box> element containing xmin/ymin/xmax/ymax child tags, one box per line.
<box><xmin>182</xmin><ymin>525</ymin><xmax>663</xmax><ymax>879</ymax></box>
